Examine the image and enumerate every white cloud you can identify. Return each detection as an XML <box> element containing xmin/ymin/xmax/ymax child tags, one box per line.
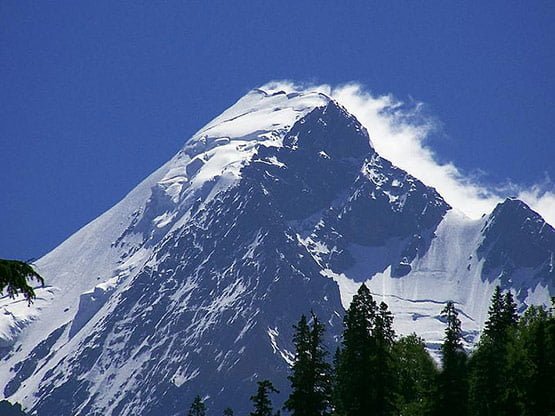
<box><xmin>329</xmin><ymin>83</ymin><xmax>555</xmax><ymax>227</ymax></box>
<box><xmin>261</xmin><ymin>81</ymin><xmax>554</xmax><ymax>226</ymax></box>
<box><xmin>516</xmin><ymin>184</ymin><xmax>555</xmax><ymax>226</ymax></box>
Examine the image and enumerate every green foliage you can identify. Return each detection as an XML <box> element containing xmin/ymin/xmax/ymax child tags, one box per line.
<box><xmin>502</xmin><ymin>305</ymin><xmax>555</xmax><ymax>416</ymax></box>
<box><xmin>501</xmin><ymin>291</ymin><xmax>519</xmax><ymax>329</ymax></box>
<box><xmin>334</xmin><ymin>284</ymin><xmax>377</xmax><ymax>416</ymax></box>
<box><xmin>0</xmin><ymin>259</ymin><xmax>44</xmax><ymax>303</ymax></box>
<box><xmin>285</xmin><ymin>313</ymin><xmax>333</xmax><ymax>416</ymax></box>
<box><xmin>468</xmin><ymin>286</ymin><xmax>555</xmax><ymax>416</ymax></box>
<box><xmin>373</xmin><ymin>302</ymin><xmax>396</xmax><ymax>416</ymax></box>
<box><xmin>334</xmin><ymin>284</ymin><xmax>396</xmax><ymax>416</ymax></box>
<box><xmin>468</xmin><ymin>286</ymin><xmax>518</xmax><ymax>416</ymax></box>
<box><xmin>435</xmin><ymin>301</ymin><xmax>468</xmax><ymax>416</ymax></box>
<box><xmin>194</xmin><ymin>288</ymin><xmax>554</xmax><ymax>416</ymax></box>
<box><xmin>0</xmin><ymin>400</ymin><xmax>27</xmax><ymax>416</ymax></box>
<box><xmin>188</xmin><ymin>395</ymin><xmax>206</xmax><ymax>416</ymax></box>
<box><xmin>392</xmin><ymin>334</ymin><xmax>438</xmax><ymax>416</ymax></box>
<box><xmin>250</xmin><ymin>380</ymin><xmax>279</xmax><ymax>416</ymax></box>
<box><xmin>483</xmin><ymin>286</ymin><xmax>504</xmax><ymax>339</ymax></box>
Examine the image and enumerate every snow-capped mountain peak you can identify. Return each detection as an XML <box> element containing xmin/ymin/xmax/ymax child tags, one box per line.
<box><xmin>0</xmin><ymin>84</ymin><xmax>552</xmax><ymax>415</ymax></box>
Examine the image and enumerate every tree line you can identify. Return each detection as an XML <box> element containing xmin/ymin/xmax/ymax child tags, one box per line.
<box><xmin>1</xmin><ymin>260</ymin><xmax>552</xmax><ymax>416</ymax></box>
<box><xmin>189</xmin><ymin>284</ymin><xmax>555</xmax><ymax>416</ymax></box>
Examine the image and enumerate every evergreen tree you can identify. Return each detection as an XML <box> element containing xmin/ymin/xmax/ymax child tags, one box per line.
<box><xmin>285</xmin><ymin>313</ymin><xmax>333</xmax><ymax>416</ymax></box>
<box><xmin>435</xmin><ymin>301</ymin><xmax>468</xmax><ymax>416</ymax></box>
<box><xmin>250</xmin><ymin>380</ymin><xmax>279</xmax><ymax>416</ymax></box>
<box><xmin>392</xmin><ymin>334</ymin><xmax>438</xmax><ymax>416</ymax></box>
<box><xmin>544</xmin><ymin>300</ymin><xmax>555</xmax><ymax>415</ymax></box>
<box><xmin>331</xmin><ymin>346</ymin><xmax>342</xmax><ymax>414</ymax></box>
<box><xmin>483</xmin><ymin>286</ymin><xmax>504</xmax><ymax>339</ymax></box>
<box><xmin>470</xmin><ymin>288</ymin><xmax>506</xmax><ymax>416</ymax></box>
<box><xmin>0</xmin><ymin>400</ymin><xmax>28</xmax><ymax>416</ymax></box>
<box><xmin>0</xmin><ymin>259</ymin><xmax>44</xmax><ymax>303</ymax></box>
<box><xmin>188</xmin><ymin>395</ymin><xmax>206</xmax><ymax>416</ymax></box>
<box><xmin>469</xmin><ymin>287</ymin><xmax>520</xmax><ymax>416</ymax></box>
<box><xmin>335</xmin><ymin>285</ymin><xmax>397</xmax><ymax>416</ymax></box>
<box><xmin>375</xmin><ymin>302</ymin><xmax>395</xmax><ymax>345</ymax></box>
<box><xmin>501</xmin><ymin>291</ymin><xmax>519</xmax><ymax>328</ymax></box>
<box><xmin>223</xmin><ymin>407</ymin><xmax>234</xmax><ymax>416</ymax></box>
<box><xmin>373</xmin><ymin>302</ymin><xmax>396</xmax><ymax>416</ymax></box>
<box><xmin>334</xmin><ymin>284</ymin><xmax>377</xmax><ymax>416</ymax></box>
<box><xmin>503</xmin><ymin>305</ymin><xmax>555</xmax><ymax>416</ymax></box>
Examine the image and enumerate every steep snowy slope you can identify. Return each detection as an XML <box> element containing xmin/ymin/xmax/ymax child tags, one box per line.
<box><xmin>0</xmin><ymin>83</ymin><xmax>553</xmax><ymax>415</ymax></box>
<box><xmin>0</xmin><ymin>86</ymin><xmax>327</xmax><ymax>349</ymax></box>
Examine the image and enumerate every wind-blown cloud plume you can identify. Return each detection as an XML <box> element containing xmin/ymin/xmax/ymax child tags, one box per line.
<box><xmin>330</xmin><ymin>84</ymin><xmax>555</xmax><ymax>226</ymax></box>
<box><xmin>262</xmin><ymin>81</ymin><xmax>555</xmax><ymax>226</ymax></box>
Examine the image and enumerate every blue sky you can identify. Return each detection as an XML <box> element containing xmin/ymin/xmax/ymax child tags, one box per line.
<box><xmin>2</xmin><ymin>1</ymin><xmax>554</xmax><ymax>260</ymax></box>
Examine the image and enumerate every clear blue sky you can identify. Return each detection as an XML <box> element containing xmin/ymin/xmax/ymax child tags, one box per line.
<box><xmin>2</xmin><ymin>1</ymin><xmax>554</xmax><ymax>260</ymax></box>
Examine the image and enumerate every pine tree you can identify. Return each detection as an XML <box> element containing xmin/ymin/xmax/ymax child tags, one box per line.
<box><xmin>374</xmin><ymin>301</ymin><xmax>396</xmax><ymax>416</ymax></box>
<box><xmin>223</xmin><ymin>407</ymin><xmax>234</xmax><ymax>416</ymax></box>
<box><xmin>188</xmin><ymin>395</ymin><xmax>206</xmax><ymax>416</ymax></box>
<box><xmin>501</xmin><ymin>291</ymin><xmax>518</xmax><ymax>328</ymax></box>
<box><xmin>334</xmin><ymin>284</ymin><xmax>377</xmax><ymax>416</ymax></box>
<box><xmin>393</xmin><ymin>334</ymin><xmax>438</xmax><ymax>416</ymax></box>
<box><xmin>435</xmin><ymin>301</ymin><xmax>467</xmax><ymax>416</ymax></box>
<box><xmin>331</xmin><ymin>346</ymin><xmax>342</xmax><ymax>414</ymax></box>
<box><xmin>483</xmin><ymin>286</ymin><xmax>504</xmax><ymax>339</ymax></box>
<box><xmin>285</xmin><ymin>313</ymin><xmax>333</xmax><ymax>416</ymax></box>
<box><xmin>334</xmin><ymin>285</ymin><xmax>397</xmax><ymax>416</ymax></box>
<box><xmin>470</xmin><ymin>287</ymin><xmax>506</xmax><ymax>416</ymax></box>
<box><xmin>469</xmin><ymin>287</ymin><xmax>520</xmax><ymax>416</ymax></box>
<box><xmin>507</xmin><ymin>305</ymin><xmax>554</xmax><ymax>416</ymax></box>
<box><xmin>250</xmin><ymin>380</ymin><xmax>279</xmax><ymax>416</ymax></box>
<box><xmin>0</xmin><ymin>259</ymin><xmax>44</xmax><ymax>303</ymax></box>
<box><xmin>375</xmin><ymin>302</ymin><xmax>395</xmax><ymax>345</ymax></box>
<box><xmin>545</xmin><ymin>301</ymin><xmax>555</xmax><ymax>414</ymax></box>
<box><xmin>440</xmin><ymin>301</ymin><xmax>464</xmax><ymax>358</ymax></box>
<box><xmin>0</xmin><ymin>400</ymin><xmax>28</xmax><ymax>416</ymax></box>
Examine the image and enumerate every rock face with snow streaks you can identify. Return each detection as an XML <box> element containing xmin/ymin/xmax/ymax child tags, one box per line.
<box><xmin>0</xmin><ymin>84</ymin><xmax>553</xmax><ymax>415</ymax></box>
<box><xmin>478</xmin><ymin>198</ymin><xmax>555</xmax><ymax>289</ymax></box>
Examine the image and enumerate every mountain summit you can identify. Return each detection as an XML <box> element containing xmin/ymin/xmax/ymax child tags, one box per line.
<box><xmin>1</xmin><ymin>84</ymin><xmax>553</xmax><ymax>415</ymax></box>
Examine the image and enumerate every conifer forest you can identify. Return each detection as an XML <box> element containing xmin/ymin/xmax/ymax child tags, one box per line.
<box><xmin>187</xmin><ymin>285</ymin><xmax>555</xmax><ymax>416</ymax></box>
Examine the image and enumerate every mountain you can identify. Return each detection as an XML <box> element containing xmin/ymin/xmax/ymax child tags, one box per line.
<box><xmin>0</xmin><ymin>83</ymin><xmax>553</xmax><ymax>415</ymax></box>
